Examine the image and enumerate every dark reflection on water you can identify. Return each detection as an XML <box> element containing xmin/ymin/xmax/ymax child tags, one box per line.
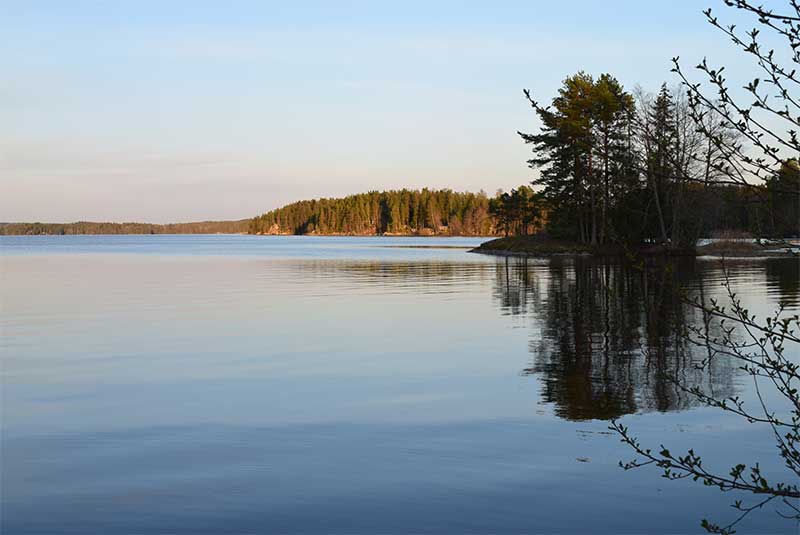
<box><xmin>493</xmin><ymin>257</ymin><xmax>799</xmax><ymax>421</ymax></box>
<box><xmin>766</xmin><ymin>258</ymin><xmax>800</xmax><ymax>306</ymax></box>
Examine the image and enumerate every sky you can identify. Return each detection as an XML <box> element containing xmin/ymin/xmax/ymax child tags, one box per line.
<box><xmin>1</xmin><ymin>1</ymin><xmax>747</xmax><ymax>223</ymax></box>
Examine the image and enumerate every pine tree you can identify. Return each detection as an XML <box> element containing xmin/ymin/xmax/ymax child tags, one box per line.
<box><xmin>520</xmin><ymin>72</ymin><xmax>634</xmax><ymax>244</ymax></box>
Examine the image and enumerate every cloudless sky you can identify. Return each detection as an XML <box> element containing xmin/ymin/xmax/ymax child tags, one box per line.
<box><xmin>2</xmin><ymin>1</ymin><xmax>744</xmax><ymax>222</ymax></box>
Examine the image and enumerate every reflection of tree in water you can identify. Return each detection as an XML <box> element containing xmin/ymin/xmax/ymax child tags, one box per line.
<box><xmin>494</xmin><ymin>257</ymin><xmax>739</xmax><ymax>421</ymax></box>
<box><xmin>765</xmin><ymin>258</ymin><xmax>800</xmax><ymax>307</ymax></box>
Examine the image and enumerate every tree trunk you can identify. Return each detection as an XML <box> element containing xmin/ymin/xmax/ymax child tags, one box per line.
<box><xmin>650</xmin><ymin>169</ymin><xmax>669</xmax><ymax>245</ymax></box>
<box><xmin>602</xmin><ymin>129</ymin><xmax>610</xmax><ymax>245</ymax></box>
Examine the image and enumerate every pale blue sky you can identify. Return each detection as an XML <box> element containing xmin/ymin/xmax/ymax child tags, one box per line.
<box><xmin>2</xmin><ymin>1</ymin><xmax>742</xmax><ymax>222</ymax></box>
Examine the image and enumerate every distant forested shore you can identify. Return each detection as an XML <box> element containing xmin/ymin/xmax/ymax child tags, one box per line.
<box><xmin>0</xmin><ymin>220</ymin><xmax>250</xmax><ymax>236</ymax></box>
<box><xmin>249</xmin><ymin>189</ymin><xmax>506</xmax><ymax>236</ymax></box>
<box><xmin>1</xmin><ymin>189</ymin><xmax>504</xmax><ymax>237</ymax></box>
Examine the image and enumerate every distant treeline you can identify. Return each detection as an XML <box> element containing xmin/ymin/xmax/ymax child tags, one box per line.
<box><xmin>249</xmin><ymin>189</ymin><xmax>499</xmax><ymax>236</ymax></box>
<box><xmin>0</xmin><ymin>220</ymin><xmax>250</xmax><ymax>235</ymax></box>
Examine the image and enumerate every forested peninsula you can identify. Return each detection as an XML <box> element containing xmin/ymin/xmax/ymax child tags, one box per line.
<box><xmin>248</xmin><ymin>189</ymin><xmax>504</xmax><ymax>236</ymax></box>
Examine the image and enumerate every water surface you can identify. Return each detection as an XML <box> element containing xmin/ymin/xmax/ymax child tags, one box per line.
<box><xmin>1</xmin><ymin>235</ymin><xmax>798</xmax><ymax>533</ymax></box>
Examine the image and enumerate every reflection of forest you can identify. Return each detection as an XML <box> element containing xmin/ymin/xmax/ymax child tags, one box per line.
<box><xmin>274</xmin><ymin>255</ymin><xmax>798</xmax><ymax>422</ymax></box>
<box><xmin>765</xmin><ymin>259</ymin><xmax>800</xmax><ymax>307</ymax></box>
<box><xmin>285</xmin><ymin>260</ymin><xmax>492</xmax><ymax>294</ymax></box>
<box><xmin>493</xmin><ymin>257</ymin><xmax>749</xmax><ymax>421</ymax></box>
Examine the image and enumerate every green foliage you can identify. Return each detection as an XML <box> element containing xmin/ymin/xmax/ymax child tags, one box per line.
<box><xmin>520</xmin><ymin>73</ymin><xmax>789</xmax><ymax>247</ymax></box>
<box><xmin>488</xmin><ymin>185</ymin><xmax>545</xmax><ymax>236</ymax></box>
<box><xmin>249</xmin><ymin>189</ymin><xmax>498</xmax><ymax>236</ymax></box>
<box><xmin>520</xmin><ymin>72</ymin><xmax>637</xmax><ymax>245</ymax></box>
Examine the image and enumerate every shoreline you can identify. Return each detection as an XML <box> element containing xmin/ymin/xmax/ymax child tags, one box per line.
<box><xmin>470</xmin><ymin>248</ymin><xmax>797</xmax><ymax>259</ymax></box>
<box><xmin>470</xmin><ymin>236</ymin><xmax>799</xmax><ymax>259</ymax></box>
<box><xmin>1</xmin><ymin>233</ymin><xmax>496</xmax><ymax>239</ymax></box>
<box><xmin>251</xmin><ymin>233</ymin><xmax>498</xmax><ymax>238</ymax></box>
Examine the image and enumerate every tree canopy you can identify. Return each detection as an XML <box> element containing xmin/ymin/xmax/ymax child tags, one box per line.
<box><xmin>520</xmin><ymin>73</ymin><xmax>796</xmax><ymax>247</ymax></box>
<box><xmin>248</xmin><ymin>189</ymin><xmax>500</xmax><ymax>236</ymax></box>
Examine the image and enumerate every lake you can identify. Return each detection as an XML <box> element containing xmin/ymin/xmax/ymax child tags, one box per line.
<box><xmin>1</xmin><ymin>235</ymin><xmax>798</xmax><ymax>534</ymax></box>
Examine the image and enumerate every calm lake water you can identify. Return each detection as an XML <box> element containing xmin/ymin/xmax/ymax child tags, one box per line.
<box><xmin>1</xmin><ymin>235</ymin><xmax>798</xmax><ymax>534</ymax></box>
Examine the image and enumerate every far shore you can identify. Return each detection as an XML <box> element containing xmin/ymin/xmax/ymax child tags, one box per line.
<box><xmin>251</xmin><ymin>233</ymin><xmax>497</xmax><ymax>238</ymax></box>
<box><xmin>2</xmin><ymin>230</ymin><xmax>496</xmax><ymax>238</ymax></box>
